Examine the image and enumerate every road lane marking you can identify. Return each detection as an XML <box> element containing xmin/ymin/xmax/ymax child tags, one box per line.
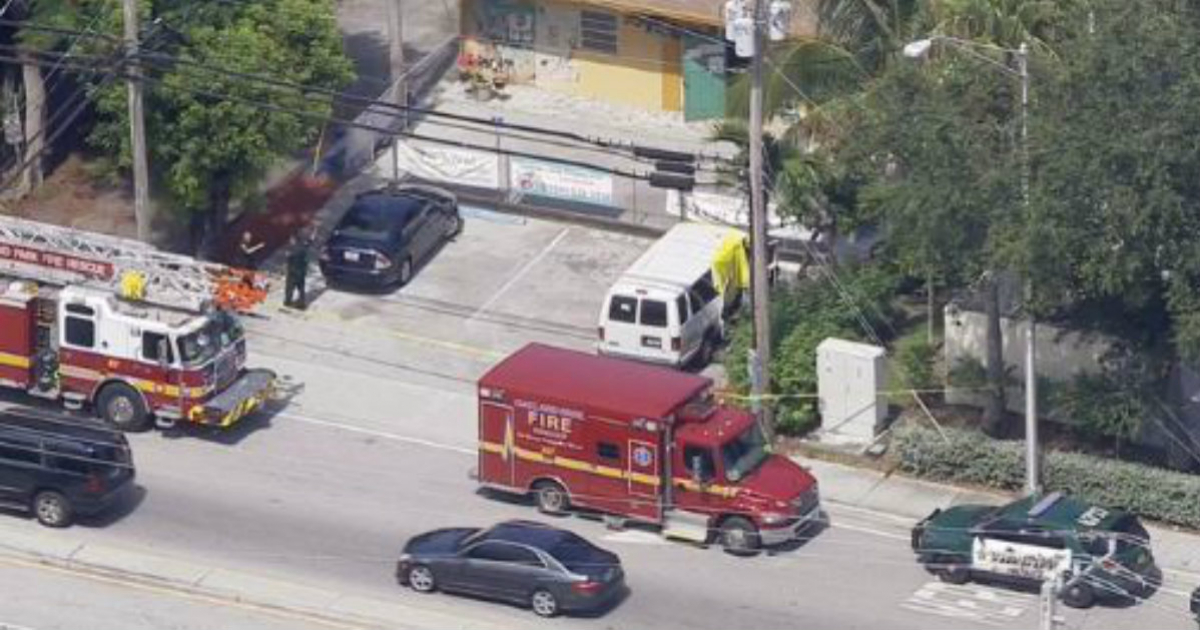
<box><xmin>270</xmin><ymin>411</ymin><xmax>1200</xmax><ymax>584</ymax></box>
<box><xmin>827</xmin><ymin>521</ymin><xmax>910</xmax><ymax>542</ymax></box>
<box><xmin>822</xmin><ymin>499</ymin><xmax>924</xmax><ymax>524</ymax></box>
<box><xmin>472</xmin><ymin>227</ymin><xmax>570</xmax><ymax>318</ymax></box>
<box><xmin>279</xmin><ymin>412</ymin><xmax>476</xmax><ymax>455</ymax></box>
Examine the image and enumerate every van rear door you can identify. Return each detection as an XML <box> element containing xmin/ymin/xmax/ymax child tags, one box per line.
<box><xmin>599</xmin><ymin>290</ymin><xmax>676</xmax><ymax>365</ymax></box>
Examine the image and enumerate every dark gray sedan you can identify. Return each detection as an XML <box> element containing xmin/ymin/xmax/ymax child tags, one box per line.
<box><xmin>396</xmin><ymin>520</ymin><xmax>625</xmax><ymax>617</ymax></box>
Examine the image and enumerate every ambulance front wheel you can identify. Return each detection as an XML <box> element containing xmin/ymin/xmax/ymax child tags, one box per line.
<box><xmin>97</xmin><ymin>382</ymin><xmax>151</xmax><ymax>432</ymax></box>
<box><xmin>719</xmin><ymin>517</ymin><xmax>762</xmax><ymax>556</ymax></box>
<box><xmin>533</xmin><ymin>480</ymin><xmax>570</xmax><ymax>515</ymax></box>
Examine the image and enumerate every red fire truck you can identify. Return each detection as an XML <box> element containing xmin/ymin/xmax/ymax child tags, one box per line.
<box><xmin>0</xmin><ymin>215</ymin><xmax>274</xmax><ymax>431</ymax></box>
<box><xmin>476</xmin><ymin>343</ymin><xmax>821</xmax><ymax>554</ymax></box>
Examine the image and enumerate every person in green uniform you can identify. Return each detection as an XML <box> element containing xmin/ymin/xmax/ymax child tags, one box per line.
<box><xmin>284</xmin><ymin>232</ymin><xmax>311</xmax><ymax>309</ymax></box>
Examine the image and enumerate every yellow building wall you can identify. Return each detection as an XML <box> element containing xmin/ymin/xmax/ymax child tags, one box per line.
<box><xmin>462</xmin><ymin>0</ymin><xmax>688</xmax><ymax>113</ymax></box>
<box><xmin>574</xmin><ymin>17</ymin><xmax>664</xmax><ymax>111</ymax></box>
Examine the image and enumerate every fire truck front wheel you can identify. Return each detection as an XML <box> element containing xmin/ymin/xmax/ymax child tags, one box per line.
<box><xmin>97</xmin><ymin>383</ymin><xmax>151</xmax><ymax>432</ymax></box>
<box><xmin>532</xmin><ymin>480</ymin><xmax>570</xmax><ymax>515</ymax></box>
<box><xmin>719</xmin><ymin>517</ymin><xmax>762</xmax><ymax>556</ymax></box>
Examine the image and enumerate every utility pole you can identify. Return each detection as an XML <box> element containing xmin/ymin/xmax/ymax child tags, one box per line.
<box><xmin>748</xmin><ymin>0</ymin><xmax>773</xmax><ymax>438</ymax></box>
<box><xmin>386</xmin><ymin>0</ymin><xmax>407</xmax><ymax>182</ymax></box>
<box><xmin>1018</xmin><ymin>42</ymin><xmax>1039</xmax><ymax>496</ymax></box>
<box><xmin>122</xmin><ymin>0</ymin><xmax>151</xmax><ymax>242</ymax></box>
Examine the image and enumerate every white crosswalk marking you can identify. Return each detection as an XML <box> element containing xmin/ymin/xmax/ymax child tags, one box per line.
<box><xmin>902</xmin><ymin>581</ymin><xmax>1033</xmax><ymax>626</ymax></box>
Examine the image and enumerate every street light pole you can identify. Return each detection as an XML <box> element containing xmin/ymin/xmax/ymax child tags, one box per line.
<box><xmin>903</xmin><ymin>36</ymin><xmax>1039</xmax><ymax>495</ymax></box>
<box><xmin>748</xmin><ymin>0</ymin><xmax>774</xmax><ymax>439</ymax></box>
<box><xmin>1017</xmin><ymin>42</ymin><xmax>1040</xmax><ymax>496</ymax></box>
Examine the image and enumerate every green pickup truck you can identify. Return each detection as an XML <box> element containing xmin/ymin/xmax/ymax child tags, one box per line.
<box><xmin>911</xmin><ymin>491</ymin><xmax>1157</xmax><ymax>608</ymax></box>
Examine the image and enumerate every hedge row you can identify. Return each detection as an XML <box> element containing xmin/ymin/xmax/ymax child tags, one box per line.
<box><xmin>892</xmin><ymin>424</ymin><xmax>1200</xmax><ymax>529</ymax></box>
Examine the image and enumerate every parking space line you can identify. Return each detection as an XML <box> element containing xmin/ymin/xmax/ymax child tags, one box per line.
<box><xmin>472</xmin><ymin>227</ymin><xmax>570</xmax><ymax>319</ymax></box>
<box><xmin>265</xmin><ymin>307</ymin><xmax>503</xmax><ymax>361</ymax></box>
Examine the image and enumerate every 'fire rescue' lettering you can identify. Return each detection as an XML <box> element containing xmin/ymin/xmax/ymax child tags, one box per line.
<box><xmin>529</xmin><ymin>411</ymin><xmax>572</xmax><ymax>434</ymax></box>
<box><xmin>0</xmin><ymin>243</ymin><xmax>114</xmax><ymax>279</ymax></box>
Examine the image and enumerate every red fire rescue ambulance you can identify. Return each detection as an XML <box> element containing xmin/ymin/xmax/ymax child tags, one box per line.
<box><xmin>0</xmin><ymin>215</ymin><xmax>274</xmax><ymax>431</ymax></box>
<box><xmin>476</xmin><ymin>343</ymin><xmax>821</xmax><ymax>554</ymax></box>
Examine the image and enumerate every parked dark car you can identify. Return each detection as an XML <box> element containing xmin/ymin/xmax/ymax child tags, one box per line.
<box><xmin>1191</xmin><ymin>585</ymin><xmax>1199</xmax><ymax>628</ymax></box>
<box><xmin>319</xmin><ymin>184</ymin><xmax>462</xmax><ymax>288</ymax></box>
<box><xmin>396</xmin><ymin>520</ymin><xmax>625</xmax><ymax>617</ymax></box>
<box><xmin>912</xmin><ymin>491</ymin><xmax>1156</xmax><ymax>608</ymax></box>
<box><xmin>0</xmin><ymin>409</ymin><xmax>136</xmax><ymax>527</ymax></box>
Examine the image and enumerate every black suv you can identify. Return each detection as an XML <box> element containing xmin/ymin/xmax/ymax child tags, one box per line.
<box><xmin>0</xmin><ymin>409</ymin><xmax>136</xmax><ymax>527</ymax></box>
<box><xmin>319</xmin><ymin>184</ymin><xmax>462</xmax><ymax>288</ymax></box>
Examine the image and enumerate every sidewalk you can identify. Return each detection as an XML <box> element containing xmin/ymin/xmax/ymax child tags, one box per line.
<box><xmin>799</xmin><ymin>454</ymin><xmax>1200</xmax><ymax>582</ymax></box>
<box><xmin>0</xmin><ymin>522</ymin><xmax>512</xmax><ymax>630</ymax></box>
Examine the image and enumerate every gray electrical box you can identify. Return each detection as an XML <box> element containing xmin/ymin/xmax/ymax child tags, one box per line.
<box><xmin>816</xmin><ymin>338</ymin><xmax>887</xmax><ymax>446</ymax></box>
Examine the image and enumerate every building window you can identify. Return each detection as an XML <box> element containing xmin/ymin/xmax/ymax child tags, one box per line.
<box><xmin>580</xmin><ymin>10</ymin><xmax>618</xmax><ymax>54</ymax></box>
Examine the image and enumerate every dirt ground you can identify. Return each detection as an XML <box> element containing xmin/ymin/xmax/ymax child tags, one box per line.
<box><xmin>7</xmin><ymin>154</ymin><xmax>140</xmax><ymax>239</ymax></box>
<box><xmin>2</xmin><ymin>154</ymin><xmax>333</xmax><ymax>270</ymax></box>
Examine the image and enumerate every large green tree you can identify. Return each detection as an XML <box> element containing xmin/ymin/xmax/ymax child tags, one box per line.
<box><xmin>86</xmin><ymin>0</ymin><xmax>353</xmax><ymax>250</ymax></box>
<box><xmin>1032</xmin><ymin>0</ymin><xmax>1200</xmax><ymax>363</ymax></box>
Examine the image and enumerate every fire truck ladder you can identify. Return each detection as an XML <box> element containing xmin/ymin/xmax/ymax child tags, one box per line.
<box><xmin>0</xmin><ymin>214</ymin><xmax>263</xmax><ymax>313</ymax></box>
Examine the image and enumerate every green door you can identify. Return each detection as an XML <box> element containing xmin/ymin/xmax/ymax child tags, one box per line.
<box><xmin>683</xmin><ymin>35</ymin><xmax>727</xmax><ymax>121</ymax></box>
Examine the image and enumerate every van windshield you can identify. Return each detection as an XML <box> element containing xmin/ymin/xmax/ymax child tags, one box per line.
<box><xmin>722</xmin><ymin>424</ymin><xmax>769</xmax><ymax>482</ymax></box>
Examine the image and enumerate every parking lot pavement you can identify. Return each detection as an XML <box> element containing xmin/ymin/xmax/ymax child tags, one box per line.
<box><xmin>296</xmin><ymin>205</ymin><xmax>650</xmax><ymax>358</ymax></box>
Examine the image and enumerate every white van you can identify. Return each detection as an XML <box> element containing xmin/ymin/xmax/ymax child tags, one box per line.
<box><xmin>597</xmin><ymin>223</ymin><xmax>745</xmax><ymax>368</ymax></box>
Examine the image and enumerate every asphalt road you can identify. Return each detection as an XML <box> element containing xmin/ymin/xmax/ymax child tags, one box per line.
<box><xmin>0</xmin><ymin>212</ymin><xmax>1194</xmax><ymax>629</ymax></box>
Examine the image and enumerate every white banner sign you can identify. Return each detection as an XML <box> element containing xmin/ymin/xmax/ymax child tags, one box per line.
<box><xmin>972</xmin><ymin>537</ymin><xmax>1072</xmax><ymax>581</ymax></box>
<box><xmin>377</xmin><ymin>141</ymin><xmax>500</xmax><ymax>189</ymax></box>
<box><xmin>510</xmin><ymin>157</ymin><xmax>613</xmax><ymax>206</ymax></box>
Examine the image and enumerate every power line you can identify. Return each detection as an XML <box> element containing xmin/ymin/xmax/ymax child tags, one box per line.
<box><xmin>0</xmin><ymin>3</ymin><xmax>206</xmax><ymax>194</ymax></box>
<box><xmin>0</xmin><ymin>47</ymin><xmax>665</xmax><ymax>182</ymax></box>
<box><xmin>6</xmin><ymin>16</ymin><xmax>734</xmax><ymax>166</ymax></box>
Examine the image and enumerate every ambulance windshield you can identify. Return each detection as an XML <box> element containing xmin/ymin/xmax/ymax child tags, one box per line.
<box><xmin>722</xmin><ymin>424</ymin><xmax>769</xmax><ymax>482</ymax></box>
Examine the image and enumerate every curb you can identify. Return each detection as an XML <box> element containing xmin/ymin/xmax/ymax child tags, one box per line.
<box><xmin>0</xmin><ymin>528</ymin><xmax>511</xmax><ymax>630</ymax></box>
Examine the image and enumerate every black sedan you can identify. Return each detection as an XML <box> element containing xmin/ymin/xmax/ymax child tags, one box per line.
<box><xmin>319</xmin><ymin>184</ymin><xmax>461</xmax><ymax>288</ymax></box>
<box><xmin>396</xmin><ymin>520</ymin><xmax>625</xmax><ymax>617</ymax></box>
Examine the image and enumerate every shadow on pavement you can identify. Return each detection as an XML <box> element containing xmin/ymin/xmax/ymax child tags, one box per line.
<box><xmin>81</xmin><ymin>485</ymin><xmax>149</xmax><ymax>528</ymax></box>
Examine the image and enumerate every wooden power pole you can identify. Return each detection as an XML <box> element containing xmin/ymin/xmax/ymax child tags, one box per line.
<box><xmin>748</xmin><ymin>0</ymin><xmax>773</xmax><ymax>437</ymax></box>
<box><xmin>122</xmin><ymin>0</ymin><xmax>152</xmax><ymax>242</ymax></box>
